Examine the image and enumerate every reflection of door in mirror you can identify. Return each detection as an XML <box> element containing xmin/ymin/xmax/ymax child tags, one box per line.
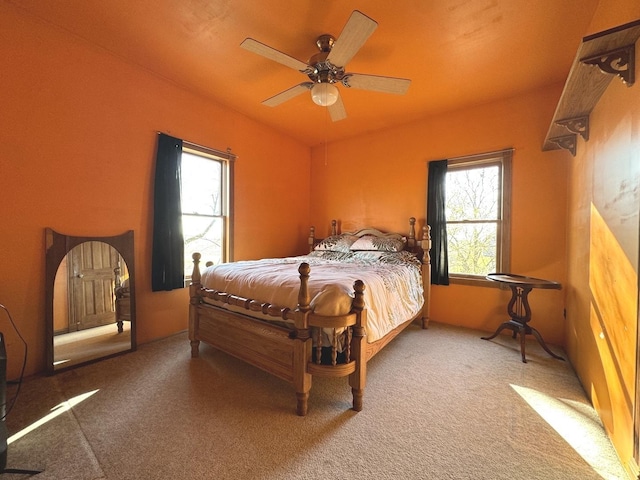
<box><xmin>55</xmin><ymin>242</ymin><xmax>127</xmax><ymax>333</ymax></box>
<box><xmin>45</xmin><ymin>229</ymin><xmax>136</xmax><ymax>374</ymax></box>
<box><xmin>53</xmin><ymin>243</ymin><xmax>131</xmax><ymax>370</ymax></box>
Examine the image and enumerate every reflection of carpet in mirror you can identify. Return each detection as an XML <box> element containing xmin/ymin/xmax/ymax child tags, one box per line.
<box><xmin>53</xmin><ymin>323</ymin><xmax>131</xmax><ymax>369</ymax></box>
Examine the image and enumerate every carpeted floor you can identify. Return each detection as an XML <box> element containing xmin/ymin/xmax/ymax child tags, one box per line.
<box><xmin>54</xmin><ymin>323</ymin><xmax>131</xmax><ymax>370</ymax></box>
<box><xmin>3</xmin><ymin>322</ymin><xmax>629</xmax><ymax>479</ymax></box>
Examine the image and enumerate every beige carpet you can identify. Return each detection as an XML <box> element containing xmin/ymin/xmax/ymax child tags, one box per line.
<box><xmin>4</xmin><ymin>322</ymin><xmax>628</xmax><ymax>479</ymax></box>
<box><xmin>54</xmin><ymin>323</ymin><xmax>132</xmax><ymax>370</ymax></box>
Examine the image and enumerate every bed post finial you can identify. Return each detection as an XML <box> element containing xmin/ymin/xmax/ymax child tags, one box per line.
<box><xmin>308</xmin><ymin>226</ymin><xmax>316</xmax><ymax>253</ymax></box>
<box><xmin>352</xmin><ymin>280</ymin><xmax>366</xmax><ymax>312</ymax></box>
<box><xmin>331</xmin><ymin>220</ymin><xmax>337</xmax><ymax>236</ymax></box>
<box><xmin>114</xmin><ymin>265</ymin><xmax>122</xmax><ymax>289</ymax></box>
<box><xmin>297</xmin><ymin>262</ymin><xmax>311</xmax><ymax>313</ymax></box>
<box><xmin>408</xmin><ymin>217</ymin><xmax>416</xmax><ymax>248</ymax></box>
<box><xmin>421</xmin><ymin>225</ymin><xmax>432</xmax><ymax>261</ymax></box>
<box><xmin>191</xmin><ymin>252</ymin><xmax>202</xmax><ymax>285</ymax></box>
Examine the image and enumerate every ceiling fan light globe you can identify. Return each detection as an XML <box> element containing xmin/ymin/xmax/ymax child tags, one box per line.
<box><xmin>311</xmin><ymin>83</ymin><xmax>339</xmax><ymax>106</ymax></box>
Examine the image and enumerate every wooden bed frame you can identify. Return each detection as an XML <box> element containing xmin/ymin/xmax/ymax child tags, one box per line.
<box><xmin>114</xmin><ymin>265</ymin><xmax>131</xmax><ymax>334</ymax></box>
<box><xmin>189</xmin><ymin>217</ymin><xmax>431</xmax><ymax>415</ymax></box>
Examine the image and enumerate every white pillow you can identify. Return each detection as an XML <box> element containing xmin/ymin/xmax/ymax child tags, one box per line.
<box><xmin>314</xmin><ymin>234</ymin><xmax>358</xmax><ymax>253</ymax></box>
<box><xmin>349</xmin><ymin>235</ymin><xmax>406</xmax><ymax>252</ymax></box>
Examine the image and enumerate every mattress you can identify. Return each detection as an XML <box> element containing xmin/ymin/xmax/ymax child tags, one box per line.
<box><xmin>199</xmin><ymin>250</ymin><xmax>424</xmax><ymax>343</ymax></box>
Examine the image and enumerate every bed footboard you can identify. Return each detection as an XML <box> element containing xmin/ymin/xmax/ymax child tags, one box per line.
<box><xmin>189</xmin><ymin>254</ymin><xmax>367</xmax><ymax>416</ymax></box>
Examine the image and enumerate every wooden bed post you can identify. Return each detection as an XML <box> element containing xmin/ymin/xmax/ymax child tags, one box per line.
<box><xmin>407</xmin><ymin>217</ymin><xmax>416</xmax><ymax>249</ymax></box>
<box><xmin>293</xmin><ymin>263</ymin><xmax>313</xmax><ymax>416</ymax></box>
<box><xmin>420</xmin><ymin>225</ymin><xmax>432</xmax><ymax>329</ymax></box>
<box><xmin>189</xmin><ymin>253</ymin><xmax>202</xmax><ymax>358</ymax></box>
<box><xmin>308</xmin><ymin>226</ymin><xmax>316</xmax><ymax>253</ymax></box>
<box><xmin>348</xmin><ymin>280</ymin><xmax>367</xmax><ymax>411</ymax></box>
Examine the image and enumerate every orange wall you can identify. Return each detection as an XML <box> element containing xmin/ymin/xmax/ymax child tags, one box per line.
<box><xmin>0</xmin><ymin>3</ymin><xmax>310</xmax><ymax>377</ymax></box>
<box><xmin>564</xmin><ymin>0</ymin><xmax>640</xmax><ymax>473</ymax></box>
<box><xmin>311</xmin><ymin>85</ymin><xmax>568</xmax><ymax>346</ymax></box>
<box><xmin>4</xmin><ymin>1</ymin><xmax>640</xmax><ymax>472</ymax></box>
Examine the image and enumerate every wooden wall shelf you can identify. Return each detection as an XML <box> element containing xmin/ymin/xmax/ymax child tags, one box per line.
<box><xmin>543</xmin><ymin>19</ymin><xmax>640</xmax><ymax>156</ymax></box>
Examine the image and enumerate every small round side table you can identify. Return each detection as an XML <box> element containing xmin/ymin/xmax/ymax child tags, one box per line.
<box><xmin>481</xmin><ymin>273</ymin><xmax>564</xmax><ymax>363</ymax></box>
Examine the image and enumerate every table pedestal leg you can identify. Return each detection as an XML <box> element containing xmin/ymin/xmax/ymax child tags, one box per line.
<box><xmin>481</xmin><ymin>285</ymin><xmax>564</xmax><ymax>363</ymax></box>
<box><xmin>529</xmin><ymin>325</ymin><xmax>564</xmax><ymax>361</ymax></box>
<box><xmin>481</xmin><ymin>320</ymin><xmax>529</xmax><ymax>362</ymax></box>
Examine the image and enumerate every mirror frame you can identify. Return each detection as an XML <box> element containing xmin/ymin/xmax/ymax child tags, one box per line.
<box><xmin>45</xmin><ymin>228</ymin><xmax>137</xmax><ymax>375</ymax></box>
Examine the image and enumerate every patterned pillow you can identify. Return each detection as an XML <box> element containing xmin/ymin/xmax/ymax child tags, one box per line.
<box><xmin>349</xmin><ymin>235</ymin><xmax>406</xmax><ymax>252</ymax></box>
<box><xmin>314</xmin><ymin>234</ymin><xmax>358</xmax><ymax>253</ymax></box>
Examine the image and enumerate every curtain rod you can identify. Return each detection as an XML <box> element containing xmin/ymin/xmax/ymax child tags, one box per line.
<box><xmin>156</xmin><ymin>131</ymin><xmax>237</xmax><ymax>161</ymax></box>
<box><xmin>447</xmin><ymin>147</ymin><xmax>513</xmax><ymax>162</ymax></box>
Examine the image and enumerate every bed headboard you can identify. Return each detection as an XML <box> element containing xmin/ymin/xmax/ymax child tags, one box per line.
<box><xmin>307</xmin><ymin>217</ymin><xmax>431</xmax><ymax>328</ymax></box>
<box><xmin>308</xmin><ymin>217</ymin><xmax>431</xmax><ymax>260</ymax></box>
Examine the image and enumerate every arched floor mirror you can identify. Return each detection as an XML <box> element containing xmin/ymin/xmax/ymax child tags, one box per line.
<box><xmin>45</xmin><ymin>229</ymin><xmax>137</xmax><ymax>374</ymax></box>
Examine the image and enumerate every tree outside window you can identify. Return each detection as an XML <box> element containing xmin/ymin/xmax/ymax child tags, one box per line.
<box><xmin>181</xmin><ymin>148</ymin><xmax>231</xmax><ymax>278</ymax></box>
<box><xmin>445</xmin><ymin>150</ymin><xmax>511</xmax><ymax>283</ymax></box>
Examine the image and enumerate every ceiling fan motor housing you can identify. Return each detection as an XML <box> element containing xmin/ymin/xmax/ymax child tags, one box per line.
<box><xmin>308</xmin><ymin>35</ymin><xmax>344</xmax><ymax>84</ymax></box>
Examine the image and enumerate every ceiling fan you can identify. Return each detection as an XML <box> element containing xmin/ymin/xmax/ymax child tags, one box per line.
<box><xmin>240</xmin><ymin>10</ymin><xmax>411</xmax><ymax>122</ymax></box>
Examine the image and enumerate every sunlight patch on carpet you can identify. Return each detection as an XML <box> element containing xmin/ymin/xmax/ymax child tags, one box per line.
<box><xmin>511</xmin><ymin>384</ymin><xmax>620</xmax><ymax>480</ymax></box>
<box><xmin>8</xmin><ymin>390</ymin><xmax>99</xmax><ymax>444</ymax></box>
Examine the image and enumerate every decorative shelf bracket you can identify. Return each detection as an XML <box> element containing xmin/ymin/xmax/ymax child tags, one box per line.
<box><xmin>556</xmin><ymin>116</ymin><xmax>589</xmax><ymax>141</ymax></box>
<box><xmin>549</xmin><ymin>134</ymin><xmax>577</xmax><ymax>157</ymax></box>
<box><xmin>581</xmin><ymin>43</ymin><xmax>636</xmax><ymax>86</ymax></box>
<box><xmin>542</xmin><ymin>19</ymin><xmax>640</xmax><ymax>156</ymax></box>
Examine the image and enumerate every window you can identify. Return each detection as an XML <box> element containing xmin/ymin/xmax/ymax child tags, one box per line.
<box><xmin>181</xmin><ymin>145</ymin><xmax>233</xmax><ymax>278</ymax></box>
<box><xmin>445</xmin><ymin>149</ymin><xmax>511</xmax><ymax>284</ymax></box>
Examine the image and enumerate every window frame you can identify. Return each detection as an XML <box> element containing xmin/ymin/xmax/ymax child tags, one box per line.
<box><xmin>181</xmin><ymin>142</ymin><xmax>234</xmax><ymax>282</ymax></box>
<box><xmin>445</xmin><ymin>149</ymin><xmax>512</xmax><ymax>287</ymax></box>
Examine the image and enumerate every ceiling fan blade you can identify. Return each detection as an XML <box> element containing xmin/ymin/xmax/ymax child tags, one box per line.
<box><xmin>328</xmin><ymin>94</ymin><xmax>347</xmax><ymax>122</ymax></box>
<box><xmin>241</xmin><ymin>38</ymin><xmax>312</xmax><ymax>73</ymax></box>
<box><xmin>326</xmin><ymin>10</ymin><xmax>378</xmax><ymax>68</ymax></box>
<box><xmin>342</xmin><ymin>74</ymin><xmax>411</xmax><ymax>95</ymax></box>
<box><xmin>262</xmin><ymin>83</ymin><xmax>313</xmax><ymax>107</ymax></box>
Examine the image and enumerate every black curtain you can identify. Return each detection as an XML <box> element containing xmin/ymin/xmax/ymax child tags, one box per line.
<box><xmin>426</xmin><ymin>159</ymin><xmax>449</xmax><ymax>285</ymax></box>
<box><xmin>151</xmin><ymin>133</ymin><xmax>185</xmax><ymax>291</ymax></box>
